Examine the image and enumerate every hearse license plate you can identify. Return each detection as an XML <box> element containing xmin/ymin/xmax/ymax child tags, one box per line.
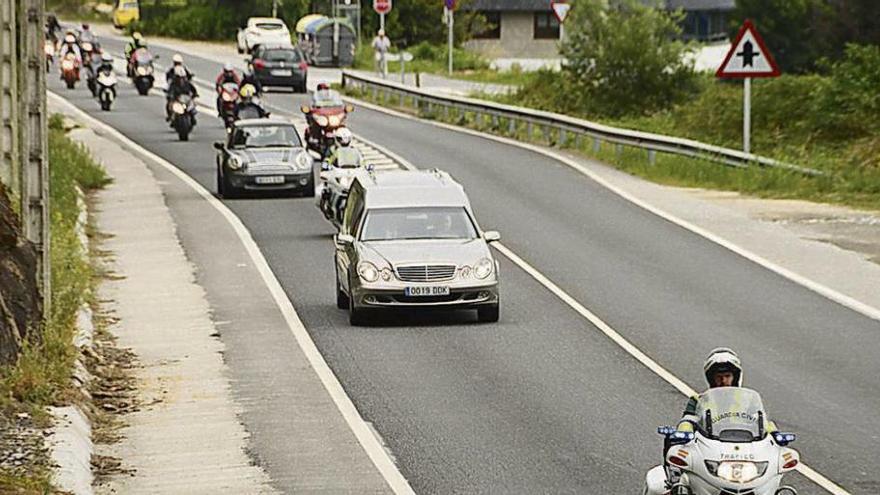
<box><xmin>405</xmin><ymin>286</ymin><xmax>450</xmax><ymax>297</ymax></box>
<box><xmin>255</xmin><ymin>176</ymin><xmax>285</xmax><ymax>185</ymax></box>
<box><xmin>271</xmin><ymin>69</ymin><xmax>292</xmax><ymax>76</ymax></box>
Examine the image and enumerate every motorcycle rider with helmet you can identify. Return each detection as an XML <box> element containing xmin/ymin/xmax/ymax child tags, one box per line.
<box><xmin>677</xmin><ymin>348</ymin><xmax>777</xmax><ymax>434</ymax></box>
<box><xmin>326</xmin><ymin>128</ymin><xmax>362</xmax><ymax>168</ymax></box>
<box><xmin>58</xmin><ymin>32</ymin><xmax>82</xmax><ymax>63</ymax></box>
<box><xmin>240</xmin><ymin>66</ymin><xmax>263</xmax><ymax>97</ymax></box>
<box><xmin>215</xmin><ymin>63</ymin><xmax>241</xmax><ymax>114</ymax></box>
<box><xmin>235</xmin><ymin>84</ymin><xmax>269</xmax><ymax>119</ymax></box>
<box><xmin>166</xmin><ymin>66</ymin><xmax>199</xmax><ymax>124</ymax></box>
<box><xmin>165</xmin><ymin>54</ymin><xmax>194</xmax><ymax>83</ymax></box>
<box><xmin>125</xmin><ymin>32</ymin><xmax>147</xmax><ymax>63</ymax></box>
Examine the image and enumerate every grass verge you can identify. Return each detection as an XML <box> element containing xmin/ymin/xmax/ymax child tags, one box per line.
<box><xmin>343</xmin><ymin>84</ymin><xmax>880</xmax><ymax>211</ymax></box>
<box><xmin>0</xmin><ymin>114</ymin><xmax>110</xmax><ymax>492</ymax></box>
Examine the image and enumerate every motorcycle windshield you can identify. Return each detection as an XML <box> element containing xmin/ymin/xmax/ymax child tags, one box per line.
<box><xmin>133</xmin><ymin>49</ymin><xmax>152</xmax><ymax>64</ymax></box>
<box><xmin>311</xmin><ymin>89</ymin><xmax>343</xmax><ymax>108</ymax></box>
<box><xmin>694</xmin><ymin>387</ymin><xmax>767</xmax><ymax>442</ymax></box>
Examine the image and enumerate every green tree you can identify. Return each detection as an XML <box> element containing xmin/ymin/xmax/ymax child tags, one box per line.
<box><xmin>561</xmin><ymin>0</ymin><xmax>698</xmax><ymax>117</ymax></box>
<box><xmin>358</xmin><ymin>0</ymin><xmax>484</xmax><ymax>47</ymax></box>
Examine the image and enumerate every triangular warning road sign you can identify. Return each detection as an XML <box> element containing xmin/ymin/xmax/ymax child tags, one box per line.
<box><xmin>716</xmin><ymin>19</ymin><xmax>780</xmax><ymax>78</ymax></box>
<box><xmin>551</xmin><ymin>1</ymin><xmax>571</xmax><ymax>24</ymax></box>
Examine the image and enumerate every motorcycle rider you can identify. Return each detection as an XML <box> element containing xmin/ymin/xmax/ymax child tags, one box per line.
<box><xmin>240</xmin><ymin>66</ymin><xmax>263</xmax><ymax>96</ymax></box>
<box><xmin>326</xmin><ymin>128</ymin><xmax>362</xmax><ymax>168</ymax></box>
<box><xmin>45</xmin><ymin>13</ymin><xmax>62</xmax><ymax>46</ymax></box>
<box><xmin>79</xmin><ymin>23</ymin><xmax>99</xmax><ymax>50</ymax></box>
<box><xmin>164</xmin><ymin>54</ymin><xmax>194</xmax><ymax>83</ymax></box>
<box><xmin>677</xmin><ymin>348</ymin><xmax>777</xmax><ymax>434</ymax></box>
<box><xmin>166</xmin><ymin>66</ymin><xmax>199</xmax><ymax>124</ymax></box>
<box><xmin>124</xmin><ymin>32</ymin><xmax>147</xmax><ymax>71</ymax></box>
<box><xmin>235</xmin><ymin>84</ymin><xmax>269</xmax><ymax>119</ymax></box>
<box><xmin>95</xmin><ymin>52</ymin><xmax>116</xmax><ymax>99</ymax></box>
<box><xmin>215</xmin><ymin>63</ymin><xmax>241</xmax><ymax>114</ymax></box>
<box><xmin>58</xmin><ymin>32</ymin><xmax>82</xmax><ymax>62</ymax></box>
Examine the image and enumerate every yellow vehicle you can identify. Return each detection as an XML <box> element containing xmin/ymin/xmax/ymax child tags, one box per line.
<box><xmin>112</xmin><ymin>0</ymin><xmax>140</xmax><ymax>29</ymax></box>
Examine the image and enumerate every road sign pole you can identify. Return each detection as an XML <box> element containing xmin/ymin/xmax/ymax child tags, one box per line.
<box><xmin>743</xmin><ymin>77</ymin><xmax>751</xmax><ymax>155</ymax></box>
<box><xmin>379</xmin><ymin>12</ymin><xmax>384</xmax><ymax>31</ymax></box>
<box><xmin>559</xmin><ymin>23</ymin><xmax>564</xmax><ymax>42</ymax></box>
<box><xmin>447</xmin><ymin>9</ymin><xmax>453</xmax><ymax>75</ymax></box>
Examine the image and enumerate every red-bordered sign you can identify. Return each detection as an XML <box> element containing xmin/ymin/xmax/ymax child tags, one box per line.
<box><xmin>716</xmin><ymin>19</ymin><xmax>780</xmax><ymax>78</ymax></box>
<box><xmin>551</xmin><ymin>1</ymin><xmax>571</xmax><ymax>24</ymax></box>
<box><xmin>374</xmin><ymin>0</ymin><xmax>392</xmax><ymax>15</ymax></box>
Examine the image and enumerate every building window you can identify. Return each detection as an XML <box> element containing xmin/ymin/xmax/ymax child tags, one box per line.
<box><xmin>533</xmin><ymin>12</ymin><xmax>559</xmax><ymax>39</ymax></box>
<box><xmin>473</xmin><ymin>11</ymin><xmax>501</xmax><ymax>39</ymax></box>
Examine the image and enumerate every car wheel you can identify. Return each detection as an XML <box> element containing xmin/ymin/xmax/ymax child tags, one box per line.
<box><xmin>216</xmin><ymin>168</ymin><xmax>225</xmax><ymax>197</ymax></box>
<box><xmin>222</xmin><ymin>173</ymin><xmax>239</xmax><ymax>199</ymax></box>
<box><xmin>335</xmin><ymin>271</ymin><xmax>349</xmax><ymax>310</ymax></box>
<box><xmin>348</xmin><ymin>276</ymin><xmax>367</xmax><ymax>325</ymax></box>
<box><xmin>477</xmin><ymin>304</ymin><xmax>500</xmax><ymax>323</ymax></box>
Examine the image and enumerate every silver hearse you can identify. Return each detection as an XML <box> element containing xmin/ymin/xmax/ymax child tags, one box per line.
<box><xmin>334</xmin><ymin>169</ymin><xmax>500</xmax><ymax>325</ymax></box>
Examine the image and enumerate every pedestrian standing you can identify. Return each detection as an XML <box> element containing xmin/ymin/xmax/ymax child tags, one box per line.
<box><xmin>371</xmin><ymin>29</ymin><xmax>391</xmax><ymax>78</ymax></box>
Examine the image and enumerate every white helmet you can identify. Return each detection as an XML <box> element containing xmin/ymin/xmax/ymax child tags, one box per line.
<box><xmin>101</xmin><ymin>52</ymin><xmax>113</xmax><ymax>63</ymax></box>
<box><xmin>223</xmin><ymin>62</ymin><xmax>234</xmax><ymax>72</ymax></box>
<box><xmin>172</xmin><ymin>53</ymin><xmax>184</xmax><ymax>65</ymax></box>
<box><xmin>64</xmin><ymin>34</ymin><xmax>76</xmax><ymax>44</ymax></box>
<box><xmin>703</xmin><ymin>347</ymin><xmax>743</xmax><ymax>388</ymax></box>
<box><xmin>335</xmin><ymin>127</ymin><xmax>352</xmax><ymax>146</ymax></box>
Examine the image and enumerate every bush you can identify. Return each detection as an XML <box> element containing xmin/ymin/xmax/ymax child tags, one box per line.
<box><xmin>137</xmin><ymin>5</ymin><xmax>239</xmax><ymax>41</ymax></box>
<box><xmin>809</xmin><ymin>44</ymin><xmax>880</xmax><ymax>139</ymax></box>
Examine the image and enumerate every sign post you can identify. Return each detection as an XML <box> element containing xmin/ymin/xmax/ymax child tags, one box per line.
<box><xmin>373</xmin><ymin>0</ymin><xmax>391</xmax><ymax>31</ymax></box>
<box><xmin>716</xmin><ymin>19</ymin><xmax>780</xmax><ymax>155</ymax></box>
<box><xmin>551</xmin><ymin>1</ymin><xmax>570</xmax><ymax>42</ymax></box>
<box><xmin>445</xmin><ymin>0</ymin><xmax>456</xmax><ymax>74</ymax></box>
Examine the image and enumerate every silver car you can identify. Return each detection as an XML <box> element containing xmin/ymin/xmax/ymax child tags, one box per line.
<box><xmin>334</xmin><ymin>169</ymin><xmax>500</xmax><ymax>325</ymax></box>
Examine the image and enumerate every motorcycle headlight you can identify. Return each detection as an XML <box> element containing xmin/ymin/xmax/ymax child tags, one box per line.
<box><xmin>172</xmin><ymin>101</ymin><xmax>186</xmax><ymax>114</ymax></box>
<box><xmin>328</xmin><ymin>114</ymin><xmax>342</xmax><ymax>127</ymax></box>
<box><xmin>222</xmin><ymin>92</ymin><xmax>234</xmax><ymax>102</ymax></box>
<box><xmin>136</xmin><ymin>66</ymin><xmax>147</xmax><ymax>75</ymax></box>
<box><xmin>357</xmin><ymin>261</ymin><xmax>379</xmax><ymax>283</ymax></box>
<box><xmin>228</xmin><ymin>155</ymin><xmax>243</xmax><ymax>170</ymax></box>
<box><xmin>712</xmin><ymin>461</ymin><xmax>767</xmax><ymax>484</ymax></box>
<box><xmin>314</xmin><ymin>115</ymin><xmax>329</xmax><ymax>127</ymax></box>
<box><xmin>82</xmin><ymin>42</ymin><xmax>92</xmax><ymax>51</ymax></box>
<box><xmin>474</xmin><ymin>258</ymin><xmax>493</xmax><ymax>279</ymax></box>
<box><xmin>61</xmin><ymin>60</ymin><xmax>74</xmax><ymax>70</ymax></box>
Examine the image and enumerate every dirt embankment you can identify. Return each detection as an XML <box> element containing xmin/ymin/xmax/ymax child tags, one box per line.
<box><xmin>0</xmin><ymin>185</ymin><xmax>42</xmax><ymax>366</ymax></box>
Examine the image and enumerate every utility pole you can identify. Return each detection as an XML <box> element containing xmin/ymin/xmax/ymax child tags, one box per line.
<box><xmin>0</xmin><ymin>0</ymin><xmax>18</xmax><ymax>195</ymax></box>
<box><xmin>20</xmin><ymin>0</ymin><xmax>49</xmax><ymax>309</ymax></box>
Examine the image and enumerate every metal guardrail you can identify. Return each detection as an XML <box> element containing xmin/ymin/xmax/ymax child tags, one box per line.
<box><xmin>341</xmin><ymin>71</ymin><xmax>824</xmax><ymax>177</ymax></box>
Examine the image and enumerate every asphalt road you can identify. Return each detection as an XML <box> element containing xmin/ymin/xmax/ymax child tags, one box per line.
<box><xmin>51</xmin><ymin>34</ymin><xmax>880</xmax><ymax>494</ymax></box>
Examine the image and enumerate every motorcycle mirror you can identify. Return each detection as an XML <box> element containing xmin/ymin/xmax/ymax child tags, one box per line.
<box><xmin>344</xmin><ymin>104</ymin><xmax>354</xmax><ymax>113</ymax></box>
<box><xmin>335</xmin><ymin>234</ymin><xmax>354</xmax><ymax>246</ymax></box>
<box><xmin>300</xmin><ymin>105</ymin><xmax>310</xmax><ymax>114</ymax></box>
<box><xmin>320</xmin><ymin>162</ymin><xmax>331</xmax><ymax>171</ymax></box>
<box><xmin>213</xmin><ymin>141</ymin><xmax>224</xmax><ymax>150</ymax></box>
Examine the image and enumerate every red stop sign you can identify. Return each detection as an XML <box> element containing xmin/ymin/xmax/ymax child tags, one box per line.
<box><xmin>374</xmin><ymin>0</ymin><xmax>392</xmax><ymax>14</ymax></box>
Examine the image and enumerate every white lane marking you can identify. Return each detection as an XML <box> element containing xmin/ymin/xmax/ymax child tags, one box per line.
<box><xmin>48</xmin><ymin>90</ymin><xmax>416</xmax><ymax>495</ymax></box>
<box><xmin>347</xmin><ymin>97</ymin><xmax>880</xmax><ymax>326</ymax></box>
<box><xmin>345</xmin><ymin>108</ymin><xmax>853</xmax><ymax>495</ymax></box>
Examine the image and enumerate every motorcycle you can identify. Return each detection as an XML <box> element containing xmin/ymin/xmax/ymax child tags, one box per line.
<box><xmin>300</xmin><ymin>102</ymin><xmax>353</xmax><ymax>161</ymax></box>
<box><xmin>60</xmin><ymin>53</ymin><xmax>80</xmax><ymax>89</ymax></box>
<box><xmin>316</xmin><ymin>147</ymin><xmax>366</xmax><ymax>229</ymax></box>
<box><xmin>130</xmin><ymin>48</ymin><xmax>155</xmax><ymax>96</ymax></box>
<box><xmin>43</xmin><ymin>40</ymin><xmax>54</xmax><ymax>73</ymax></box>
<box><xmin>644</xmin><ymin>387</ymin><xmax>799</xmax><ymax>495</ymax></box>
<box><xmin>170</xmin><ymin>93</ymin><xmax>197</xmax><ymax>141</ymax></box>
<box><xmin>217</xmin><ymin>81</ymin><xmax>239</xmax><ymax>129</ymax></box>
<box><xmin>95</xmin><ymin>67</ymin><xmax>117</xmax><ymax>111</ymax></box>
<box><xmin>235</xmin><ymin>99</ymin><xmax>270</xmax><ymax>121</ymax></box>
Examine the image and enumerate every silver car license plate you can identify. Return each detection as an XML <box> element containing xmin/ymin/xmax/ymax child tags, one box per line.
<box><xmin>405</xmin><ymin>286</ymin><xmax>450</xmax><ymax>297</ymax></box>
<box><xmin>255</xmin><ymin>176</ymin><xmax>285</xmax><ymax>184</ymax></box>
<box><xmin>271</xmin><ymin>69</ymin><xmax>292</xmax><ymax>76</ymax></box>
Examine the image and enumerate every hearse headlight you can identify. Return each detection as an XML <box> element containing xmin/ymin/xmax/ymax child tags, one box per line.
<box><xmin>474</xmin><ymin>258</ymin><xmax>493</xmax><ymax>279</ymax></box>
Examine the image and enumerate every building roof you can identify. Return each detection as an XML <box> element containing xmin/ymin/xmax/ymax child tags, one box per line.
<box><xmin>466</xmin><ymin>0</ymin><xmax>734</xmax><ymax>11</ymax></box>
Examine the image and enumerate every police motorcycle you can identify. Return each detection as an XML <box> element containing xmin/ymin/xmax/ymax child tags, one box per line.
<box><xmin>316</xmin><ymin>130</ymin><xmax>366</xmax><ymax>229</ymax></box>
<box><xmin>644</xmin><ymin>387</ymin><xmax>800</xmax><ymax>495</ymax></box>
<box><xmin>95</xmin><ymin>56</ymin><xmax>117</xmax><ymax>111</ymax></box>
<box><xmin>169</xmin><ymin>93</ymin><xmax>197</xmax><ymax>141</ymax></box>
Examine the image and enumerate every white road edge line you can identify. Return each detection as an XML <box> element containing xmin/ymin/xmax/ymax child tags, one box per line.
<box><xmin>347</xmin><ymin>104</ymin><xmax>852</xmax><ymax>495</ymax></box>
<box><xmin>47</xmin><ymin>90</ymin><xmax>416</xmax><ymax>495</ymax></box>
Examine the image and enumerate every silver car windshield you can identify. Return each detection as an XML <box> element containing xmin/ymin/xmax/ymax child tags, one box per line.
<box><xmin>232</xmin><ymin>125</ymin><xmax>301</xmax><ymax>148</ymax></box>
<box><xmin>695</xmin><ymin>387</ymin><xmax>767</xmax><ymax>442</ymax></box>
<box><xmin>361</xmin><ymin>207</ymin><xmax>478</xmax><ymax>241</ymax></box>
